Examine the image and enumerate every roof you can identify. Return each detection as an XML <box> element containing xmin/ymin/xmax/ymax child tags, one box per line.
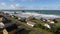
<box><xmin>44</xmin><ymin>23</ymin><xmax>51</xmax><ymax>29</ymax></box>
<box><xmin>0</xmin><ymin>22</ymin><xmax>5</xmax><ymax>28</ymax></box>
<box><xmin>27</xmin><ymin>21</ymin><xmax>36</xmax><ymax>25</ymax></box>
<box><xmin>55</xmin><ymin>18</ymin><xmax>60</xmax><ymax>21</ymax></box>
<box><xmin>50</xmin><ymin>21</ymin><xmax>54</xmax><ymax>24</ymax></box>
<box><xmin>0</xmin><ymin>15</ymin><xmax>3</xmax><ymax>17</ymax></box>
<box><xmin>14</xmin><ymin>13</ymin><xmax>32</xmax><ymax>18</ymax></box>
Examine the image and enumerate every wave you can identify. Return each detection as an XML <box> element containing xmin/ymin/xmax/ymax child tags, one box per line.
<box><xmin>3</xmin><ymin>11</ymin><xmax>60</xmax><ymax>19</ymax></box>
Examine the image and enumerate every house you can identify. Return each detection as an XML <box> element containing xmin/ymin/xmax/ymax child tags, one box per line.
<box><xmin>14</xmin><ymin>13</ymin><xmax>33</xmax><ymax>22</ymax></box>
<box><xmin>0</xmin><ymin>22</ymin><xmax>5</xmax><ymax>29</ymax></box>
<box><xmin>44</xmin><ymin>20</ymin><xmax>55</xmax><ymax>29</ymax></box>
<box><xmin>49</xmin><ymin>21</ymin><xmax>55</xmax><ymax>28</ymax></box>
<box><xmin>43</xmin><ymin>19</ymin><xmax>46</xmax><ymax>22</ymax></box>
<box><xmin>18</xmin><ymin>17</ymin><xmax>21</xmax><ymax>20</ymax></box>
<box><xmin>44</xmin><ymin>23</ymin><xmax>51</xmax><ymax>29</ymax></box>
<box><xmin>27</xmin><ymin>21</ymin><xmax>36</xmax><ymax>27</ymax></box>
<box><xmin>47</xmin><ymin>19</ymin><xmax>51</xmax><ymax>23</ymax></box>
<box><xmin>49</xmin><ymin>24</ymin><xmax>55</xmax><ymax>28</ymax></box>
<box><xmin>0</xmin><ymin>15</ymin><xmax>3</xmax><ymax>22</ymax></box>
<box><xmin>50</xmin><ymin>21</ymin><xmax>55</xmax><ymax>24</ymax></box>
<box><xmin>26</xmin><ymin>16</ymin><xmax>34</xmax><ymax>21</ymax></box>
<box><xmin>2</xmin><ymin>18</ymin><xmax>18</xmax><ymax>34</ymax></box>
<box><xmin>11</xmin><ymin>15</ymin><xmax>14</xmax><ymax>18</ymax></box>
<box><xmin>3</xmin><ymin>29</ymin><xmax>8</xmax><ymax>34</ymax></box>
<box><xmin>0</xmin><ymin>16</ymin><xmax>6</xmax><ymax>34</ymax></box>
<box><xmin>55</xmin><ymin>18</ymin><xmax>60</xmax><ymax>22</ymax></box>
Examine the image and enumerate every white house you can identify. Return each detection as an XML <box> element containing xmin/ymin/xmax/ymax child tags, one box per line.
<box><xmin>18</xmin><ymin>17</ymin><xmax>21</xmax><ymax>20</ymax></box>
<box><xmin>50</xmin><ymin>21</ymin><xmax>55</xmax><ymax>24</ymax></box>
<box><xmin>14</xmin><ymin>13</ymin><xmax>33</xmax><ymax>20</ymax></box>
<box><xmin>47</xmin><ymin>20</ymin><xmax>51</xmax><ymax>23</ymax></box>
<box><xmin>0</xmin><ymin>15</ymin><xmax>3</xmax><ymax>22</ymax></box>
<box><xmin>44</xmin><ymin>23</ymin><xmax>51</xmax><ymax>29</ymax></box>
<box><xmin>44</xmin><ymin>20</ymin><xmax>55</xmax><ymax>29</ymax></box>
<box><xmin>43</xmin><ymin>19</ymin><xmax>46</xmax><ymax>22</ymax></box>
<box><xmin>27</xmin><ymin>21</ymin><xmax>36</xmax><ymax>27</ymax></box>
<box><xmin>0</xmin><ymin>22</ymin><xmax>5</xmax><ymax>29</ymax></box>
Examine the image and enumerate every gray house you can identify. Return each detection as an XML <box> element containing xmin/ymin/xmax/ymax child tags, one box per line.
<box><xmin>55</xmin><ymin>18</ymin><xmax>60</xmax><ymax>22</ymax></box>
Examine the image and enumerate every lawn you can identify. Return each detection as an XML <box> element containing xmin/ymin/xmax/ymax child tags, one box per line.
<box><xmin>32</xmin><ymin>19</ymin><xmax>60</xmax><ymax>34</ymax></box>
<box><xmin>32</xmin><ymin>19</ymin><xmax>54</xmax><ymax>34</ymax></box>
<box><xmin>56</xmin><ymin>21</ymin><xmax>60</xmax><ymax>26</ymax></box>
<box><xmin>32</xmin><ymin>20</ymin><xmax>44</xmax><ymax>25</ymax></box>
<box><xmin>12</xmin><ymin>17</ymin><xmax>60</xmax><ymax>34</ymax></box>
<box><xmin>35</xmin><ymin>27</ymin><xmax>53</xmax><ymax>34</ymax></box>
<box><xmin>29</xmin><ymin>31</ymin><xmax>36</xmax><ymax>34</ymax></box>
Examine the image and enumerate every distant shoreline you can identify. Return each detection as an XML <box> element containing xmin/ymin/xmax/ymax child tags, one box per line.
<box><xmin>2</xmin><ymin>11</ymin><xmax>60</xmax><ymax>19</ymax></box>
<box><xmin>1</xmin><ymin>10</ymin><xmax>60</xmax><ymax>15</ymax></box>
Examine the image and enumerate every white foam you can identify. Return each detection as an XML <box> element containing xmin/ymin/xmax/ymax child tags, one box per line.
<box><xmin>4</xmin><ymin>11</ymin><xmax>60</xmax><ymax>19</ymax></box>
<box><xmin>20</xmin><ymin>12</ymin><xmax>60</xmax><ymax>19</ymax></box>
<box><xmin>3</xmin><ymin>11</ymin><xmax>14</xmax><ymax>14</ymax></box>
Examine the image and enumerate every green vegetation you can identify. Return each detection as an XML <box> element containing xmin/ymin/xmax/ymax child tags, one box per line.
<box><xmin>19</xmin><ymin>19</ymin><xmax>27</xmax><ymax>23</ymax></box>
<box><xmin>35</xmin><ymin>28</ymin><xmax>53</xmax><ymax>34</ymax></box>
<box><xmin>32</xmin><ymin>19</ymin><xmax>60</xmax><ymax>34</ymax></box>
<box><xmin>13</xmin><ymin>16</ymin><xmax>18</xmax><ymax>19</ymax></box>
<box><xmin>32</xmin><ymin>19</ymin><xmax>44</xmax><ymax>25</ymax></box>
<box><xmin>12</xmin><ymin>16</ymin><xmax>27</xmax><ymax>23</ymax></box>
<box><xmin>54</xmin><ymin>21</ymin><xmax>60</xmax><ymax>34</ymax></box>
<box><xmin>12</xmin><ymin>16</ymin><xmax>60</xmax><ymax>34</ymax></box>
<box><xmin>32</xmin><ymin>19</ymin><xmax>54</xmax><ymax>34</ymax></box>
<box><xmin>29</xmin><ymin>31</ymin><xmax>36</xmax><ymax>34</ymax></box>
<box><xmin>56</xmin><ymin>21</ymin><xmax>60</xmax><ymax>26</ymax></box>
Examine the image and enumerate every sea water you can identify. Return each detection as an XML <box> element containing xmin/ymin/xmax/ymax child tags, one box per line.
<box><xmin>2</xmin><ymin>10</ymin><xmax>60</xmax><ymax>19</ymax></box>
<box><xmin>3</xmin><ymin>10</ymin><xmax>60</xmax><ymax>15</ymax></box>
<box><xmin>23</xmin><ymin>10</ymin><xmax>60</xmax><ymax>15</ymax></box>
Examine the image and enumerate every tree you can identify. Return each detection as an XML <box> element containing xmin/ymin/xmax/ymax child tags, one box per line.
<box><xmin>32</xmin><ymin>17</ymin><xmax>36</xmax><ymax>20</ymax></box>
<box><xmin>20</xmin><ymin>18</ymin><xmax>27</xmax><ymax>23</ymax></box>
<box><xmin>53</xmin><ymin>19</ymin><xmax>58</xmax><ymax>23</ymax></box>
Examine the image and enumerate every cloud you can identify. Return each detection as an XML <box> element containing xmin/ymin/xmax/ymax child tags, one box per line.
<box><xmin>10</xmin><ymin>5</ymin><xmax>35</xmax><ymax>10</ymax></box>
<box><xmin>10</xmin><ymin>5</ymin><xmax>15</xmax><ymax>8</ymax></box>
<box><xmin>23</xmin><ymin>6</ymin><xmax>60</xmax><ymax>10</ymax></box>
<box><xmin>10</xmin><ymin>4</ymin><xmax>23</xmax><ymax>9</ymax></box>
<box><xmin>0</xmin><ymin>2</ymin><xmax>60</xmax><ymax>10</ymax></box>
<box><xmin>21</xmin><ymin>6</ymin><xmax>40</xmax><ymax>10</ymax></box>
<box><xmin>1</xmin><ymin>2</ymin><xmax>7</xmax><ymax>7</ymax></box>
<box><xmin>27</xmin><ymin>6</ymin><xmax>34</xmax><ymax>9</ymax></box>
<box><xmin>39</xmin><ymin>6</ymin><xmax>60</xmax><ymax>10</ymax></box>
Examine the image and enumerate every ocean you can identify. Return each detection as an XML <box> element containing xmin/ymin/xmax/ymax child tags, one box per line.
<box><xmin>3</xmin><ymin>10</ymin><xmax>60</xmax><ymax>19</ymax></box>
<box><xmin>21</xmin><ymin>10</ymin><xmax>60</xmax><ymax>15</ymax></box>
<box><xmin>3</xmin><ymin>10</ymin><xmax>60</xmax><ymax>15</ymax></box>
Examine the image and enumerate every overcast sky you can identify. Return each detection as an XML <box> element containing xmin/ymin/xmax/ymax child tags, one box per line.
<box><xmin>0</xmin><ymin>0</ymin><xmax>60</xmax><ymax>10</ymax></box>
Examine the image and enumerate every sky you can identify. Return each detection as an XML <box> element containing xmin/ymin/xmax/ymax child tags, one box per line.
<box><xmin>0</xmin><ymin>0</ymin><xmax>60</xmax><ymax>10</ymax></box>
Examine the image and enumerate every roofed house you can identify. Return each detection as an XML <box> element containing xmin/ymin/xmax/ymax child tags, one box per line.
<box><xmin>55</xmin><ymin>18</ymin><xmax>60</xmax><ymax>22</ymax></box>
<box><xmin>27</xmin><ymin>21</ymin><xmax>36</xmax><ymax>27</ymax></box>
<box><xmin>0</xmin><ymin>15</ymin><xmax>7</xmax><ymax>34</ymax></box>
<box><xmin>43</xmin><ymin>19</ymin><xmax>55</xmax><ymax>29</ymax></box>
<box><xmin>44</xmin><ymin>23</ymin><xmax>51</xmax><ymax>29</ymax></box>
<box><xmin>50</xmin><ymin>21</ymin><xmax>55</xmax><ymax>24</ymax></box>
<box><xmin>0</xmin><ymin>15</ymin><xmax>3</xmax><ymax>22</ymax></box>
